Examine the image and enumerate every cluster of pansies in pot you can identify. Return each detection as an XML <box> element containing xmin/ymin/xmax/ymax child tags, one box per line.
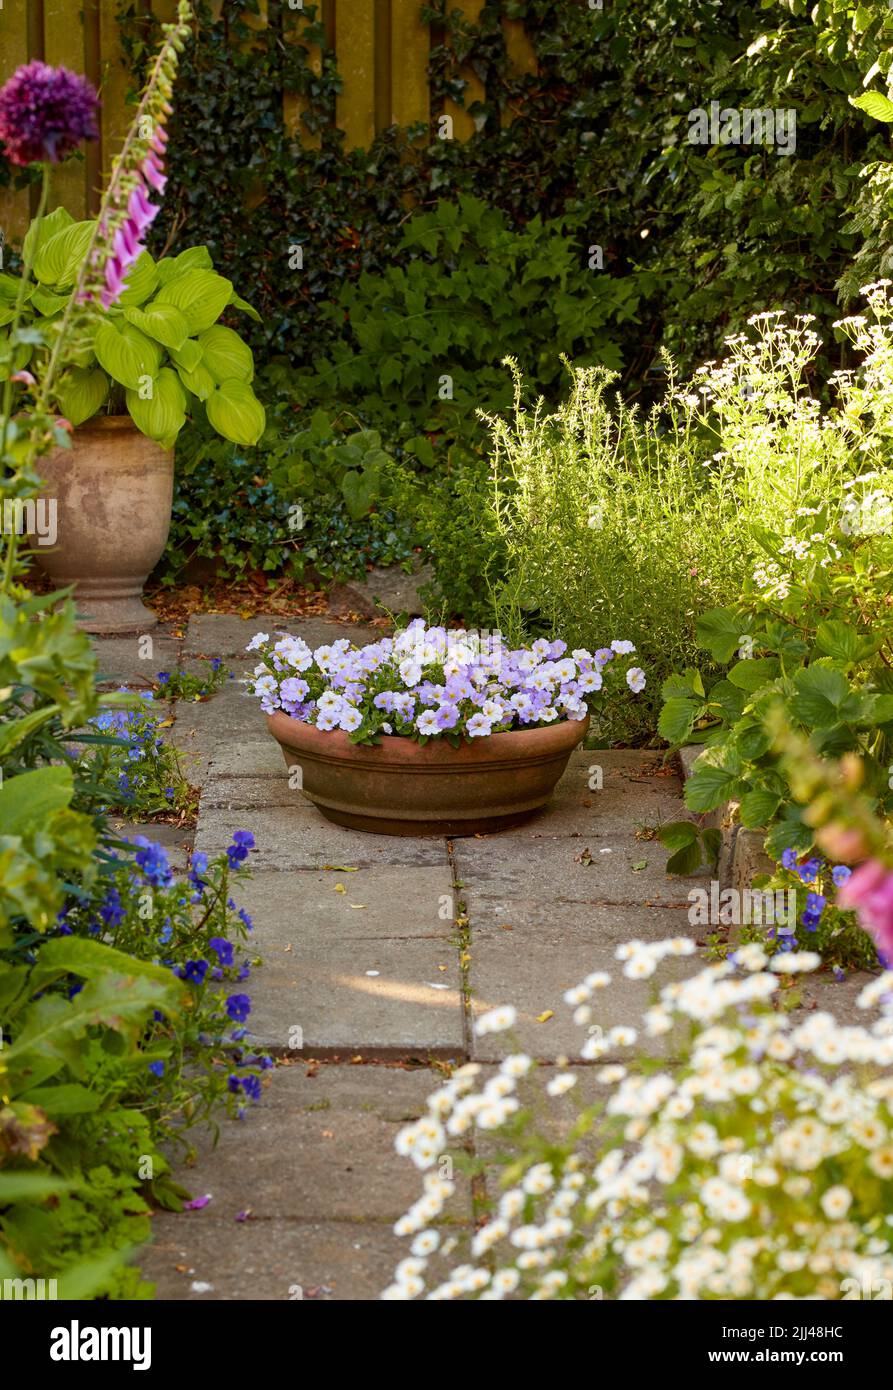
<box><xmin>247</xmin><ymin>620</ymin><xmax>645</xmax><ymax>742</ymax></box>
<box><xmin>382</xmin><ymin>939</ymin><xmax>893</xmax><ymax>1300</ymax></box>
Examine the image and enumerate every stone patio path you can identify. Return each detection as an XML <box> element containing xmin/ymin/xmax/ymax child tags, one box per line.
<box><xmin>90</xmin><ymin>611</ymin><xmax>864</xmax><ymax>1300</ymax></box>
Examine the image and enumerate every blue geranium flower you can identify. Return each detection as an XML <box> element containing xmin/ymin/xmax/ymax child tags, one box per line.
<box><xmin>832</xmin><ymin>865</ymin><xmax>852</xmax><ymax>888</ymax></box>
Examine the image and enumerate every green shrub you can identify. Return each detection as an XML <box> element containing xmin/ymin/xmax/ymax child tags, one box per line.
<box><xmin>657</xmin><ymin>289</ymin><xmax>893</xmax><ymax>872</ymax></box>
<box><xmin>292</xmin><ymin>196</ymin><xmax>643</xmax><ymax>459</ymax></box>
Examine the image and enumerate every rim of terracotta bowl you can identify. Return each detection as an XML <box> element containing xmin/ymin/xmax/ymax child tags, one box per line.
<box><xmin>267</xmin><ymin>709</ymin><xmax>588</xmax><ymax>768</ymax></box>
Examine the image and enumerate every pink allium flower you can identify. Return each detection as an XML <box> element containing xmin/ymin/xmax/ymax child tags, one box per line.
<box><xmin>838</xmin><ymin>859</ymin><xmax>893</xmax><ymax>960</ymax></box>
<box><xmin>0</xmin><ymin>62</ymin><xmax>99</xmax><ymax>166</ymax></box>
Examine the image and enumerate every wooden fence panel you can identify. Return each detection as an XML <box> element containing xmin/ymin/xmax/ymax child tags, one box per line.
<box><xmin>0</xmin><ymin>0</ymin><xmax>31</xmax><ymax>249</ymax></box>
<box><xmin>0</xmin><ymin>0</ymin><xmax>539</xmax><ymax>248</ymax></box>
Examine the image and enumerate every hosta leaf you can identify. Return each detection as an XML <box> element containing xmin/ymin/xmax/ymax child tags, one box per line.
<box><xmin>170</xmin><ymin>338</ymin><xmax>203</xmax><ymax>373</ymax></box>
<box><xmin>30</xmin><ymin>287</ymin><xmax>69</xmax><ymax>315</ymax></box>
<box><xmin>56</xmin><ymin>366</ymin><xmax>109</xmax><ymax>427</ymax></box>
<box><xmin>228</xmin><ymin>289</ymin><xmax>262</xmax><ymax>322</ymax></box>
<box><xmin>197</xmin><ymin>324</ymin><xmax>254</xmax><ymax>382</ymax></box>
<box><xmin>125</xmin><ymin>367</ymin><xmax>187</xmax><ymax>447</ymax></box>
<box><xmin>205</xmin><ymin>377</ymin><xmax>265</xmax><ymax>445</ymax></box>
<box><xmin>156</xmin><ymin>245</ymin><xmax>214</xmax><ymax>286</ymax></box>
<box><xmin>156</xmin><ymin>268</ymin><xmax>233</xmax><ymax>334</ymax></box>
<box><xmin>176</xmin><ymin>360</ymin><xmax>216</xmax><ymax>400</ymax></box>
<box><xmin>28</xmin><ymin>935</ymin><xmax>176</xmax><ymax>995</ymax></box>
<box><xmin>123</xmin><ymin>301</ymin><xmax>189</xmax><ymax>351</ymax></box>
<box><xmin>22</xmin><ymin>206</ymin><xmax>74</xmax><ymax>271</ymax></box>
<box><xmin>33</xmin><ymin>220</ymin><xmax>96</xmax><ymax>288</ymax></box>
<box><xmin>94</xmin><ymin>319</ymin><xmax>162</xmax><ymax>390</ymax></box>
<box><xmin>117</xmin><ymin>250</ymin><xmax>160</xmax><ymax>308</ymax></box>
<box><xmin>0</xmin><ymin>766</ymin><xmax>73</xmax><ymax>836</ymax></box>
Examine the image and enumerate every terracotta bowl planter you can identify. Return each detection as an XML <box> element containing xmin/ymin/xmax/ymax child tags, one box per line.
<box><xmin>32</xmin><ymin>415</ymin><xmax>173</xmax><ymax>635</ymax></box>
<box><xmin>267</xmin><ymin>710</ymin><xmax>589</xmax><ymax>836</ymax></box>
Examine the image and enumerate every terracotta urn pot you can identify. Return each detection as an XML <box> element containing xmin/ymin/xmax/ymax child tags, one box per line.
<box><xmin>32</xmin><ymin>415</ymin><xmax>173</xmax><ymax>635</ymax></box>
<box><xmin>267</xmin><ymin>710</ymin><xmax>589</xmax><ymax>836</ymax></box>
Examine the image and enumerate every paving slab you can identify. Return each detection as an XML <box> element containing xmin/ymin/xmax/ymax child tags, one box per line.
<box><xmin>207</xmin><ymin>740</ymin><xmax>284</xmax><ymax>778</ymax></box>
<box><xmin>460</xmin><ymin>896</ymin><xmax>697</xmax><ymax>945</ymax></box>
<box><xmin>241</xmin><ymin>935</ymin><xmax>464</xmax><ymax>1054</ymax></box>
<box><xmin>495</xmin><ymin>749</ymin><xmax>690</xmax><ymax>838</ymax></box>
<box><xmin>201</xmin><ymin>775</ymin><xmax>301</xmax><ymax>809</ymax></box>
<box><xmin>453</xmin><ymin>832</ymin><xmax>707</xmax><ymax>907</ymax></box>
<box><xmin>233</xmin><ymin>868</ymin><xmax>461</xmax><ymax>1052</ymax></box>
<box><xmin>142</xmin><ymin>1218</ymin><xmax>422</xmax><ymax>1301</ymax></box>
<box><xmin>468</xmin><ymin>938</ymin><xmax>695</xmax><ymax>1062</ymax></box>
<box><xmin>184</xmin><ymin>613</ymin><xmax>381</xmax><ymax>659</ymax></box>
<box><xmin>91</xmin><ymin>631</ymin><xmax>182</xmax><ymax>688</ymax></box>
<box><xmin>235</xmin><ymin>864</ymin><xmax>455</xmax><ymax>946</ymax></box>
<box><xmin>195</xmin><ymin>804</ymin><xmax>451</xmax><ymax>870</ymax></box>
<box><xmin>167</xmin><ymin>684</ymin><xmax>264</xmax><ymax>786</ymax></box>
<box><xmin>151</xmin><ymin>1065</ymin><xmax>465</xmax><ymax>1223</ymax></box>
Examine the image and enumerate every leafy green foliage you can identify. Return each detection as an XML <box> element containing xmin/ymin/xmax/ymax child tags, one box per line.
<box><xmin>3</xmin><ymin>228</ymin><xmax>265</xmax><ymax>448</ymax></box>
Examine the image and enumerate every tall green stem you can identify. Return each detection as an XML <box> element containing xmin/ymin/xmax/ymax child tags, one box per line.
<box><xmin>1</xmin><ymin>163</ymin><xmax>51</xmax><ymax>594</ymax></box>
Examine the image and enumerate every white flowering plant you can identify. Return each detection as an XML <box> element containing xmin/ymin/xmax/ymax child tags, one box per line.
<box><xmin>383</xmin><ymin>938</ymin><xmax>893</xmax><ymax>1301</ymax></box>
<box><xmin>246</xmin><ymin>619</ymin><xmax>645</xmax><ymax>743</ymax></box>
<box><xmin>657</xmin><ymin>290</ymin><xmax>893</xmax><ymax>871</ymax></box>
